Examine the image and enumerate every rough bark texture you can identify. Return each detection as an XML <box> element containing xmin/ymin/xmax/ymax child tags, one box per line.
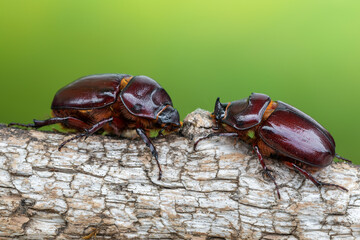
<box><xmin>0</xmin><ymin>109</ymin><xmax>359</xmax><ymax>240</ymax></box>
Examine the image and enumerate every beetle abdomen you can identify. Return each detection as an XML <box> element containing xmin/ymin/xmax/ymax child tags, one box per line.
<box><xmin>259</xmin><ymin>102</ymin><xmax>335</xmax><ymax>167</ymax></box>
<box><xmin>51</xmin><ymin>74</ymin><xmax>131</xmax><ymax>110</ymax></box>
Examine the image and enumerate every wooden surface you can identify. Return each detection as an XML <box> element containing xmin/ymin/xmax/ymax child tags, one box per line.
<box><xmin>0</xmin><ymin>109</ymin><xmax>359</xmax><ymax>239</ymax></box>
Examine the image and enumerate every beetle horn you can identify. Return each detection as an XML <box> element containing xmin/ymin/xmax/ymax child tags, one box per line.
<box><xmin>213</xmin><ymin>97</ymin><xmax>226</xmax><ymax>121</ymax></box>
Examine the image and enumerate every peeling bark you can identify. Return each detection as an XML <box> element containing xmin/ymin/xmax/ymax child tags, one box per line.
<box><xmin>0</xmin><ymin>109</ymin><xmax>359</xmax><ymax>240</ymax></box>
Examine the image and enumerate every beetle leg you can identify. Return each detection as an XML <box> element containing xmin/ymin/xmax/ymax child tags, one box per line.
<box><xmin>58</xmin><ymin>117</ymin><xmax>113</xmax><ymax>151</ymax></box>
<box><xmin>288</xmin><ymin>162</ymin><xmax>348</xmax><ymax>192</ymax></box>
<box><xmin>253</xmin><ymin>145</ymin><xmax>281</xmax><ymax>199</ymax></box>
<box><xmin>212</xmin><ymin>120</ymin><xmax>221</xmax><ymax>130</ymax></box>
<box><xmin>335</xmin><ymin>154</ymin><xmax>352</xmax><ymax>163</ymax></box>
<box><xmin>83</xmin><ymin>118</ymin><xmax>113</xmax><ymax>140</ymax></box>
<box><xmin>157</xmin><ymin>128</ymin><xmax>166</xmax><ymax>137</ymax></box>
<box><xmin>194</xmin><ymin>132</ymin><xmax>238</xmax><ymax>151</ymax></box>
<box><xmin>8</xmin><ymin>117</ymin><xmax>90</xmax><ymax>130</ymax></box>
<box><xmin>136</xmin><ymin>128</ymin><xmax>162</xmax><ymax>180</ymax></box>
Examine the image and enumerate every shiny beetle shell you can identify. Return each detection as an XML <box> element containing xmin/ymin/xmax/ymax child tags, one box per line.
<box><xmin>52</xmin><ymin>74</ymin><xmax>174</xmax><ymax>120</ymax></box>
<box><xmin>222</xmin><ymin>93</ymin><xmax>335</xmax><ymax>168</ymax></box>
<box><xmin>196</xmin><ymin>92</ymin><xmax>350</xmax><ymax>198</ymax></box>
<box><xmin>9</xmin><ymin>74</ymin><xmax>181</xmax><ymax>180</ymax></box>
<box><xmin>259</xmin><ymin>101</ymin><xmax>335</xmax><ymax>168</ymax></box>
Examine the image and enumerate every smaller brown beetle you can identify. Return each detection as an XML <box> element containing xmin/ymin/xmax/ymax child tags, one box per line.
<box><xmin>195</xmin><ymin>93</ymin><xmax>350</xmax><ymax>198</ymax></box>
<box><xmin>9</xmin><ymin>74</ymin><xmax>181</xmax><ymax>179</ymax></box>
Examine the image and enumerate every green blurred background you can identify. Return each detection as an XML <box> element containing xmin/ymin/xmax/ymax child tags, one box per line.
<box><xmin>0</xmin><ymin>1</ymin><xmax>359</xmax><ymax>163</ymax></box>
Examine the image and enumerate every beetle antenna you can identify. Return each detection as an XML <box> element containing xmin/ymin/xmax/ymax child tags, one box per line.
<box><xmin>335</xmin><ymin>154</ymin><xmax>352</xmax><ymax>163</ymax></box>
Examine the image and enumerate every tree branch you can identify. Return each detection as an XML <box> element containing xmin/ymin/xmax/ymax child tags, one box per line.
<box><xmin>0</xmin><ymin>109</ymin><xmax>359</xmax><ymax>239</ymax></box>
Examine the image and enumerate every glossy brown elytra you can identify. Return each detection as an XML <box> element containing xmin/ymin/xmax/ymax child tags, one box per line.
<box><xmin>194</xmin><ymin>93</ymin><xmax>350</xmax><ymax>198</ymax></box>
<box><xmin>9</xmin><ymin>74</ymin><xmax>181</xmax><ymax>180</ymax></box>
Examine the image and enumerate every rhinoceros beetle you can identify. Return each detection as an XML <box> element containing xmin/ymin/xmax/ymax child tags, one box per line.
<box><xmin>9</xmin><ymin>74</ymin><xmax>181</xmax><ymax>180</ymax></box>
<box><xmin>194</xmin><ymin>93</ymin><xmax>350</xmax><ymax>198</ymax></box>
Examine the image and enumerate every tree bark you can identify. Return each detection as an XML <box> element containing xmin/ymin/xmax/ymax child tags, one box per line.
<box><xmin>0</xmin><ymin>109</ymin><xmax>359</xmax><ymax>240</ymax></box>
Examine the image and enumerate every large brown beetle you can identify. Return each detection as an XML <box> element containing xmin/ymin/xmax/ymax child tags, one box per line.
<box><xmin>9</xmin><ymin>74</ymin><xmax>181</xmax><ymax>179</ymax></box>
<box><xmin>194</xmin><ymin>93</ymin><xmax>350</xmax><ymax>198</ymax></box>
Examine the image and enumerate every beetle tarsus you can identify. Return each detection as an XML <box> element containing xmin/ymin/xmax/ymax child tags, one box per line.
<box><xmin>291</xmin><ymin>163</ymin><xmax>348</xmax><ymax>192</ymax></box>
<box><xmin>262</xmin><ymin>168</ymin><xmax>281</xmax><ymax>199</ymax></box>
<box><xmin>58</xmin><ymin>132</ymin><xmax>87</xmax><ymax>151</ymax></box>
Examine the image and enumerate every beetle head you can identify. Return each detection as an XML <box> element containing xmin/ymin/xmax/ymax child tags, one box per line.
<box><xmin>157</xmin><ymin>105</ymin><xmax>181</xmax><ymax>131</ymax></box>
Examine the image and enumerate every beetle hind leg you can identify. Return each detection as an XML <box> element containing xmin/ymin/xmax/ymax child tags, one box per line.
<box><xmin>9</xmin><ymin>117</ymin><xmax>91</xmax><ymax>130</ymax></box>
<box><xmin>8</xmin><ymin>122</ymin><xmax>38</xmax><ymax>128</ymax></box>
<box><xmin>288</xmin><ymin>162</ymin><xmax>348</xmax><ymax>192</ymax></box>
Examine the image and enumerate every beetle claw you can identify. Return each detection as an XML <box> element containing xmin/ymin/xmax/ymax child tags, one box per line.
<box><xmin>319</xmin><ymin>182</ymin><xmax>348</xmax><ymax>192</ymax></box>
<box><xmin>83</xmin><ymin>131</ymin><xmax>90</xmax><ymax>140</ymax></box>
<box><xmin>136</xmin><ymin>128</ymin><xmax>163</xmax><ymax>180</ymax></box>
<box><xmin>157</xmin><ymin>170</ymin><xmax>162</xmax><ymax>180</ymax></box>
<box><xmin>290</xmin><ymin>162</ymin><xmax>348</xmax><ymax>193</ymax></box>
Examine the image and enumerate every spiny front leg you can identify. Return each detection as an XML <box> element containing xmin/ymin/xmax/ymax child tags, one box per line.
<box><xmin>136</xmin><ymin>128</ymin><xmax>162</xmax><ymax>180</ymax></box>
